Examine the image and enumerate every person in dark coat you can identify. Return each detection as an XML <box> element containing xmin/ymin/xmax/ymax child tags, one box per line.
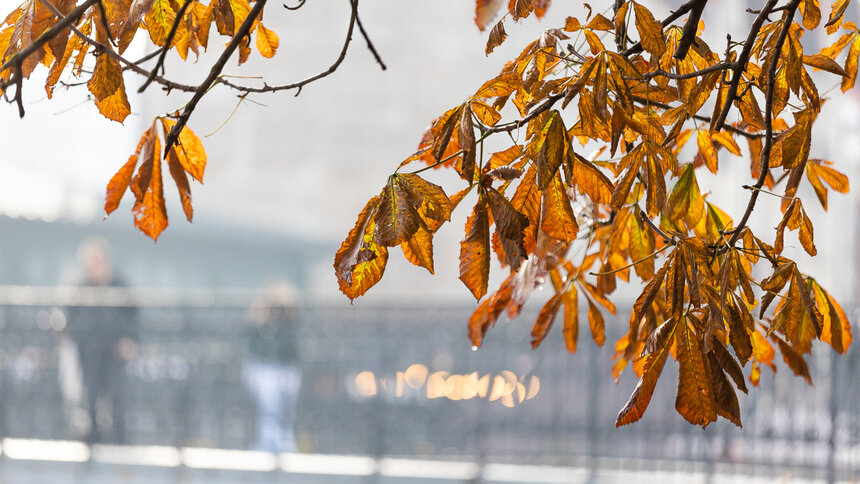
<box><xmin>242</xmin><ymin>279</ymin><xmax>302</xmax><ymax>453</ymax></box>
<box><xmin>63</xmin><ymin>237</ymin><xmax>138</xmax><ymax>444</ymax></box>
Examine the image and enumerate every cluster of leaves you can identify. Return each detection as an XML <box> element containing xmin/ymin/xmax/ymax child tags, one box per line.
<box><xmin>336</xmin><ymin>0</ymin><xmax>854</xmax><ymax>427</ymax></box>
<box><xmin>0</xmin><ymin>0</ymin><xmax>381</xmax><ymax>239</ymax></box>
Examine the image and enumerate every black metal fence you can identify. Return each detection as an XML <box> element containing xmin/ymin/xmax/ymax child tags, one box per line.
<box><xmin>0</xmin><ymin>289</ymin><xmax>858</xmax><ymax>481</ymax></box>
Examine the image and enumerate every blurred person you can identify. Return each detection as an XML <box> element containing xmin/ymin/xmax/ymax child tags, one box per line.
<box><xmin>60</xmin><ymin>237</ymin><xmax>138</xmax><ymax>444</ymax></box>
<box><xmin>242</xmin><ymin>279</ymin><xmax>302</xmax><ymax>453</ymax></box>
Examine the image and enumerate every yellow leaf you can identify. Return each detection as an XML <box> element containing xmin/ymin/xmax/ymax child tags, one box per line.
<box><xmin>696</xmin><ymin>129</ymin><xmax>718</xmax><ymax>173</ymax></box>
<box><xmin>799</xmin><ymin>0</ymin><xmax>821</xmax><ymax>29</ymax></box>
<box><xmin>160</xmin><ymin>118</ymin><xmax>207</xmax><ymax>181</ymax></box>
<box><xmin>842</xmin><ymin>35</ymin><xmax>860</xmax><ymax>92</ymax></box>
<box><xmin>633</xmin><ymin>2</ymin><xmax>666</xmax><ymax>57</ymax></box>
<box><xmin>87</xmin><ymin>52</ymin><xmax>123</xmax><ymax>101</ymax></box>
<box><xmin>810</xmin><ymin>278</ymin><xmax>852</xmax><ymax>353</ymax></box>
<box><xmin>826</xmin><ymin>0</ymin><xmax>849</xmax><ymax>34</ymax></box>
<box><xmin>145</xmin><ymin>0</ymin><xmax>177</xmax><ymax>46</ymax></box>
<box><xmin>94</xmin><ymin>82</ymin><xmax>131</xmax><ymax>123</ymax></box>
<box><xmin>166</xmin><ymin>148</ymin><xmax>194</xmax><ymax>221</ymax></box>
<box><xmin>470</xmin><ymin>99</ymin><xmax>502</xmax><ymax>126</ymax></box>
<box><xmin>255</xmin><ymin>22</ymin><xmax>278</xmax><ymax>58</ymax></box>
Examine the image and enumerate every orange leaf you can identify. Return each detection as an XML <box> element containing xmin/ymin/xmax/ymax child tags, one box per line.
<box><xmin>459</xmin><ymin>200</ymin><xmax>491</xmax><ymax>300</ymax></box>
<box><xmin>485</xmin><ymin>19</ymin><xmax>507</xmax><ymax>54</ymax></box>
<box><xmin>616</xmin><ymin>318</ymin><xmax>678</xmax><ymax>426</ymax></box>
<box><xmin>401</xmin><ymin>225</ymin><xmax>435</xmax><ymax>274</ymax></box>
<box><xmin>633</xmin><ymin>2</ymin><xmax>666</xmax><ymax>57</ymax></box>
<box><xmin>166</xmin><ymin>149</ymin><xmax>193</xmax><ymax>222</ymax></box>
<box><xmin>132</xmin><ymin>133</ymin><xmax>168</xmax><ymax>241</ymax></box>
<box><xmin>160</xmin><ymin>118</ymin><xmax>207</xmax><ymax>182</ymax></box>
<box><xmin>255</xmin><ymin>22</ymin><xmax>278</xmax><ymax>58</ymax></box>
<box><xmin>531</xmin><ymin>294</ymin><xmax>562</xmax><ymax>348</ymax></box>
<box><xmin>562</xmin><ymin>285</ymin><xmax>579</xmax><ymax>354</ymax></box>
<box><xmin>675</xmin><ymin>317</ymin><xmax>717</xmax><ymax>427</ymax></box>
<box><xmin>334</xmin><ymin>196</ymin><xmax>388</xmax><ymax>301</ymax></box>
<box><xmin>541</xmin><ymin>172</ymin><xmax>578</xmax><ymax>242</ymax></box>
<box><xmin>475</xmin><ymin>0</ymin><xmax>505</xmax><ymax>30</ymax></box>
<box><xmin>487</xmin><ymin>188</ymin><xmax>529</xmax><ymax>270</ymax></box>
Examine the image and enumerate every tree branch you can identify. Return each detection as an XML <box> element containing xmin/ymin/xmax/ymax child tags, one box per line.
<box><xmin>642</xmin><ymin>62</ymin><xmax>734</xmax><ymax>81</ymax></box>
<box><xmin>138</xmin><ymin>0</ymin><xmax>193</xmax><ymax>92</ymax></box>
<box><xmin>725</xmin><ymin>0</ymin><xmax>800</xmax><ymax>249</ymax></box>
<box><xmin>673</xmin><ymin>0</ymin><xmax>708</xmax><ymax>59</ymax></box>
<box><xmin>711</xmin><ymin>0</ymin><xmax>780</xmax><ymax>131</ymax></box>
<box><xmin>164</xmin><ymin>0</ymin><xmax>270</xmax><ymax>154</ymax></box>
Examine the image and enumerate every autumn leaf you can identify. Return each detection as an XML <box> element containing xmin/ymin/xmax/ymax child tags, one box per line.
<box><xmin>460</xmin><ymin>199</ymin><xmax>491</xmax><ymax>300</ymax></box>
<box><xmin>160</xmin><ymin>118</ymin><xmax>207</xmax><ymax>182</ymax></box>
<box><xmin>375</xmin><ymin>175</ymin><xmax>422</xmax><ymax>247</ymax></box>
<box><xmin>531</xmin><ymin>294</ymin><xmax>561</xmax><ymax>348</ymax></box>
<box><xmin>475</xmin><ymin>0</ymin><xmax>505</xmax><ymax>31</ymax></box>
<box><xmin>131</xmin><ymin>130</ymin><xmax>168</xmax><ymax>241</ymax></box>
<box><xmin>633</xmin><ymin>2</ymin><xmax>666</xmax><ymax>57</ymax></box>
<box><xmin>675</xmin><ymin>316</ymin><xmax>717</xmax><ymax>427</ymax></box>
<box><xmin>487</xmin><ymin>187</ymin><xmax>529</xmax><ymax>269</ymax></box>
<box><xmin>335</xmin><ymin>196</ymin><xmax>388</xmax><ymax>300</ymax></box>
<box><xmin>485</xmin><ymin>19</ymin><xmax>507</xmax><ymax>55</ymax></box>
<box><xmin>541</xmin><ymin>172</ymin><xmax>578</xmax><ymax>242</ymax></box>
<box><xmin>255</xmin><ymin>22</ymin><xmax>278</xmax><ymax>58</ymax></box>
<box><xmin>562</xmin><ymin>285</ymin><xmax>579</xmax><ymax>354</ymax></box>
<box><xmin>805</xmin><ymin>159</ymin><xmax>849</xmax><ymax>210</ymax></box>
<box><xmin>401</xmin><ymin>226</ymin><xmax>435</xmax><ymax>274</ymax></box>
<box><xmin>616</xmin><ymin>318</ymin><xmax>678</xmax><ymax>426</ymax></box>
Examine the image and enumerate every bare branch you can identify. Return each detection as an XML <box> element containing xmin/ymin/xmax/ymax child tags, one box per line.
<box><xmin>673</xmin><ymin>0</ymin><xmax>707</xmax><ymax>59</ymax></box>
<box><xmin>622</xmin><ymin>0</ymin><xmax>707</xmax><ymax>57</ymax></box>
<box><xmin>218</xmin><ymin>0</ymin><xmax>359</xmax><ymax>94</ymax></box>
<box><xmin>354</xmin><ymin>4</ymin><xmax>386</xmax><ymax>70</ymax></box>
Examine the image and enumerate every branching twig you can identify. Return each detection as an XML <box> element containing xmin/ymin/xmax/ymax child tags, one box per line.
<box><xmin>712</xmin><ymin>0</ymin><xmax>779</xmax><ymax>131</ymax></box>
<box><xmin>725</xmin><ymin>0</ymin><xmax>800</xmax><ymax>249</ymax></box>
<box><xmin>164</xmin><ymin>0</ymin><xmax>270</xmax><ymax>154</ymax></box>
<box><xmin>139</xmin><ymin>0</ymin><xmax>193</xmax><ymax>92</ymax></box>
<box><xmin>217</xmin><ymin>0</ymin><xmax>359</xmax><ymax>95</ymax></box>
<box><xmin>643</xmin><ymin>62</ymin><xmax>734</xmax><ymax>81</ymax></box>
<box><xmin>638</xmin><ymin>208</ymin><xmax>674</xmax><ymax>244</ymax></box>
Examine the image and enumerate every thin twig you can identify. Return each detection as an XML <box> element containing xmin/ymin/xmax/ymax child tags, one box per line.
<box><xmin>642</xmin><ymin>62</ymin><xmax>734</xmax><ymax>81</ymax></box>
<box><xmin>590</xmin><ymin>244</ymin><xmax>671</xmax><ymax>276</ymax></box>
<box><xmin>725</xmin><ymin>0</ymin><xmax>800</xmax><ymax>249</ymax></box>
<box><xmin>164</xmin><ymin>0</ymin><xmax>270</xmax><ymax>154</ymax></box>
<box><xmin>638</xmin><ymin>208</ymin><xmax>674</xmax><ymax>244</ymax></box>
<box><xmin>217</xmin><ymin>0</ymin><xmax>359</xmax><ymax>95</ymax></box>
<box><xmin>712</xmin><ymin>0</ymin><xmax>779</xmax><ymax>131</ymax></box>
<box><xmin>353</xmin><ymin>3</ymin><xmax>386</xmax><ymax>70</ymax></box>
<box><xmin>139</xmin><ymin>0</ymin><xmax>193</xmax><ymax>92</ymax></box>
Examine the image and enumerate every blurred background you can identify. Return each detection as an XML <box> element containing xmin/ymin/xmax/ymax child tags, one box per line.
<box><xmin>0</xmin><ymin>0</ymin><xmax>858</xmax><ymax>483</ymax></box>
